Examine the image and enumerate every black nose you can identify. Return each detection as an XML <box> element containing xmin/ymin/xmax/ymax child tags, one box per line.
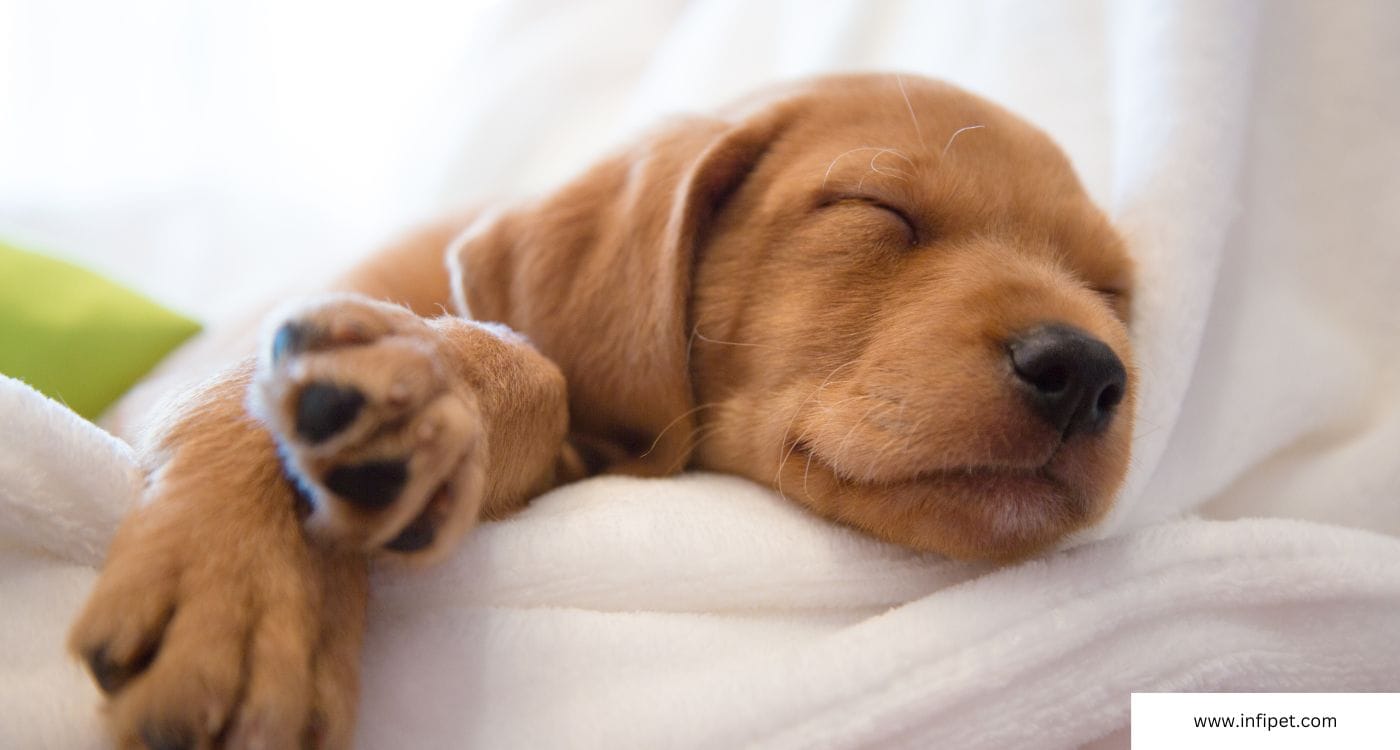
<box><xmin>1008</xmin><ymin>324</ymin><xmax>1127</xmax><ymax>435</ymax></box>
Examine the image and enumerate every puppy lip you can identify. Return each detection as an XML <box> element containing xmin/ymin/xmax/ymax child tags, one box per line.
<box><xmin>911</xmin><ymin>464</ymin><xmax>1057</xmax><ymax>486</ymax></box>
<box><xmin>789</xmin><ymin>438</ymin><xmax>1060</xmax><ymax>488</ymax></box>
<box><xmin>788</xmin><ymin>440</ymin><xmax>1089</xmax><ymax>559</ymax></box>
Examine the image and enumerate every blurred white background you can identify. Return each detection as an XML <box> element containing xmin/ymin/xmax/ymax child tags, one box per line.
<box><xmin>2</xmin><ymin>0</ymin><xmax>512</xmax><ymax>319</ymax></box>
<box><xmin>1</xmin><ymin>0</ymin><xmax>1132</xmax><ymax>321</ymax></box>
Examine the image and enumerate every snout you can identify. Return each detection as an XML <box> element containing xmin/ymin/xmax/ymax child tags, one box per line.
<box><xmin>1008</xmin><ymin>323</ymin><xmax>1127</xmax><ymax>436</ymax></box>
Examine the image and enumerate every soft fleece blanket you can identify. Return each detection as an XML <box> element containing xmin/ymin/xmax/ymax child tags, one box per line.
<box><xmin>3</xmin><ymin>1</ymin><xmax>1400</xmax><ymax>748</ymax></box>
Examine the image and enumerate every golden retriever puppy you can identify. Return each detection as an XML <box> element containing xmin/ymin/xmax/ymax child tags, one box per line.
<box><xmin>70</xmin><ymin>73</ymin><xmax>1134</xmax><ymax>748</ymax></box>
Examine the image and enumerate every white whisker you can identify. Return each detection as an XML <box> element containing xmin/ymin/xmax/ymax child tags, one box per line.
<box><xmin>692</xmin><ymin>326</ymin><xmax>775</xmax><ymax>349</ymax></box>
<box><xmin>941</xmin><ymin>124</ymin><xmax>985</xmax><ymax>158</ymax></box>
<box><xmin>823</xmin><ymin>146</ymin><xmax>878</xmax><ymax>189</ymax></box>
<box><xmin>774</xmin><ymin>360</ymin><xmax>860</xmax><ymax>496</ymax></box>
<box><xmin>833</xmin><ymin>399</ymin><xmax>884</xmax><ymax>476</ymax></box>
<box><xmin>821</xmin><ymin>146</ymin><xmax>914</xmax><ymax>189</ymax></box>
<box><xmin>666</xmin><ymin>424</ymin><xmax>720</xmax><ymax>474</ymax></box>
<box><xmin>802</xmin><ymin>440</ymin><xmax>820</xmax><ymax>500</ymax></box>
<box><xmin>869</xmin><ymin>149</ymin><xmax>913</xmax><ymax>180</ymax></box>
<box><xmin>639</xmin><ymin>402</ymin><xmax>720</xmax><ymax>459</ymax></box>
<box><xmin>896</xmin><ymin>74</ymin><xmax>927</xmax><ymax>152</ymax></box>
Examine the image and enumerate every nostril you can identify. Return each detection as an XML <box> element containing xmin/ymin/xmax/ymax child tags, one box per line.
<box><xmin>1008</xmin><ymin>323</ymin><xmax>1127</xmax><ymax>435</ymax></box>
<box><xmin>1027</xmin><ymin>363</ymin><xmax>1069</xmax><ymax>395</ymax></box>
<box><xmin>1096</xmin><ymin>382</ymin><xmax>1124</xmax><ymax>413</ymax></box>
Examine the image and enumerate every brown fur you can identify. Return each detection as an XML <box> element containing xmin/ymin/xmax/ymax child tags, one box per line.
<box><xmin>70</xmin><ymin>74</ymin><xmax>1134</xmax><ymax>747</ymax></box>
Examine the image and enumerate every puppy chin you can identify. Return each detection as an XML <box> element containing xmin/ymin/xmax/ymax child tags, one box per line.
<box><xmin>779</xmin><ymin>445</ymin><xmax>1122</xmax><ymax>561</ymax></box>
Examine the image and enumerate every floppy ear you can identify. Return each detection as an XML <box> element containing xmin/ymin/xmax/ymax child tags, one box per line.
<box><xmin>448</xmin><ymin>111</ymin><xmax>783</xmax><ymax>476</ymax></box>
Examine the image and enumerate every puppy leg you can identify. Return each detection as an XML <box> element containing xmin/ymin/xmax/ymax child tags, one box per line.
<box><xmin>69</xmin><ymin>368</ymin><xmax>370</xmax><ymax>748</ymax></box>
<box><xmin>71</xmin><ymin>296</ymin><xmax>573</xmax><ymax>747</ymax></box>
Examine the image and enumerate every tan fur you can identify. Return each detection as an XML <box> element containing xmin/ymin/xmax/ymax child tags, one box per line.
<box><xmin>71</xmin><ymin>74</ymin><xmax>1135</xmax><ymax>746</ymax></box>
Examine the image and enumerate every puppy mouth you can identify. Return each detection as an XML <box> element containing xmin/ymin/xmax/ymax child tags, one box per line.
<box><xmin>784</xmin><ymin>440</ymin><xmax>1087</xmax><ymax>559</ymax></box>
<box><xmin>789</xmin><ymin>438</ymin><xmax>1064</xmax><ymax>488</ymax></box>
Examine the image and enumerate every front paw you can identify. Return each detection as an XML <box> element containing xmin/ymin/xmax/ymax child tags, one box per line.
<box><xmin>250</xmin><ymin>294</ymin><xmax>487</xmax><ymax>562</ymax></box>
<box><xmin>69</xmin><ymin>474</ymin><xmax>367</xmax><ymax>749</ymax></box>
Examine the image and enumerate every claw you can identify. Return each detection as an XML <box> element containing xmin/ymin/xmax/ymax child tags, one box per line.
<box><xmin>85</xmin><ymin>644</ymin><xmax>153</xmax><ymax>695</ymax></box>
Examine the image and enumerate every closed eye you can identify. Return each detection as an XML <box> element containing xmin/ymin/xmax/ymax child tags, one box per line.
<box><xmin>1092</xmin><ymin>286</ymin><xmax>1133</xmax><ymax>321</ymax></box>
<box><xmin>818</xmin><ymin>195</ymin><xmax>919</xmax><ymax>246</ymax></box>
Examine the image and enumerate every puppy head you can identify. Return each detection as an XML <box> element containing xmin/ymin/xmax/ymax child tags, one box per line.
<box><xmin>454</xmin><ymin>74</ymin><xmax>1135</xmax><ymax>560</ymax></box>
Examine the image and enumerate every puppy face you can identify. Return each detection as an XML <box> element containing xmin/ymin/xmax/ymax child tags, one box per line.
<box><xmin>689</xmin><ymin>77</ymin><xmax>1135</xmax><ymax>559</ymax></box>
<box><xmin>455</xmin><ymin>74</ymin><xmax>1134</xmax><ymax>561</ymax></box>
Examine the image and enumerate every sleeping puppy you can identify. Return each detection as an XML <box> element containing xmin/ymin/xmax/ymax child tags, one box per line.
<box><xmin>70</xmin><ymin>73</ymin><xmax>1135</xmax><ymax>748</ymax></box>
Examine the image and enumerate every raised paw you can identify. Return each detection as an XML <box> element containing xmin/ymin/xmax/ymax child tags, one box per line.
<box><xmin>250</xmin><ymin>294</ymin><xmax>488</xmax><ymax>562</ymax></box>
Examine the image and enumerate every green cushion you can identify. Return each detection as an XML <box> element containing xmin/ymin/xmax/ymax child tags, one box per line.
<box><xmin>0</xmin><ymin>240</ymin><xmax>200</xmax><ymax>419</ymax></box>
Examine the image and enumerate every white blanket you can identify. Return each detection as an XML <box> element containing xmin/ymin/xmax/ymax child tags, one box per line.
<box><xmin>3</xmin><ymin>0</ymin><xmax>1399</xmax><ymax>748</ymax></box>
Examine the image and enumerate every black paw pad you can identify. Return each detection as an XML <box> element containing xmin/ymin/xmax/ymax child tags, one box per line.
<box><xmin>384</xmin><ymin>509</ymin><xmax>436</xmax><ymax>553</ymax></box>
<box><xmin>85</xmin><ymin>644</ymin><xmax>148</xmax><ymax>695</ymax></box>
<box><xmin>295</xmin><ymin>383</ymin><xmax>365</xmax><ymax>444</ymax></box>
<box><xmin>324</xmin><ymin>459</ymin><xmax>408</xmax><ymax>510</ymax></box>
